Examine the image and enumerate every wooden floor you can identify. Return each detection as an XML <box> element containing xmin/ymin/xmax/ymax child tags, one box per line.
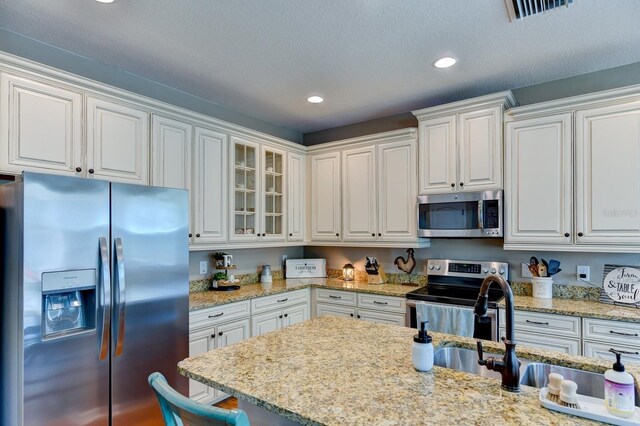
<box><xmin>215</xmin><ymin>397</ymin><xmax>238</xmax><ymax>410</ymax></box>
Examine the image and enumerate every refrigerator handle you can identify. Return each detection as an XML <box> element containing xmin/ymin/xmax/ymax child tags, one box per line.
<box><xmin>98</xmin><ymin>237</ymin><xmax>111</xmax><ymax>361</ymax></box>
<box><xmin>114</xmin><ymin>237</ymin><xmax>127</xmax><ymax>357</ymax></box>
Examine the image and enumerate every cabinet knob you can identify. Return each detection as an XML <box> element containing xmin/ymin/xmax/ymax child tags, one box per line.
<box><xmin>211</xmin><ymin>334</ymin><xmax>216</xmax><ymax>339</ymax></box>
<box><xmin>336</xmin><ymin>233</ymin><xmax>340</xmax><ymax>237</ymax></box>
<box><xmin>357</xmin><ymin>315</ymin><xmax>361</xmax><ymax>319</ymax></box>
<box><xmin>378</xmin><ymin>233</ymin><xmax>381</xmax><ymax>237</ymax></box>
<box><xmin>88</xmin><ymin>169</ymin><xmax>95</xmax><ymax>174</ymax></box>
<box><xmin>289</xmin><ymin>233</ymin><xmax>293</xmax><ymax>237</ymax></box>
<box><xmin>189</xmin><ymin>233</ymin><xmax>193</xmax><ymax>238</ymax></box>
<box><xmin>279</xmin><ymin>315</ymin><xmax>283</xmax><ymax>319</ymax></box>
<box><xmin>371</xmin><ymin>233</ymin><xmax>375</xmax><ymax>237</ymax></box>
<box><xmin>350</xmin><ymin>313</ymin><xmax>354</xmax><ymax>317</ymax></box>
<box><xmin>284</xmin><ymin>313</ymin><xmax>288</xmax><ymax>317</ymax></box>
<box><xmin>75</xmin><ymin>167</ymin><xmax>82</xmax><ymax>173</ymax></box>
<box><xmin>459</xmin><ymin>182</ymin><xmax>464</xmax><ymax>187</ymax></box>
<box><xmin>450</xmin><ymin>183</ymin><xmax>455</xmax><ymax>188</ymax></box>
<box><xmin>218</xmin><ymin>331</ymin><xmax>223</xmax><ymax>336</ymax></box>
<box><xmin>262</xmin><ymin>233</ymin><xmax>266</xmax><ymax>237</ymax></box>
<box><xmin>564</xmin><ymin>233</ymin><xmax>570</xmax><ymax>237</ymax></box>
<box><xmin>196</xmin><ymin>233</ymin><xmax>201</xmax><ymax>237</ymax></box>
<box><xmin>577</xmin><ymin>232</ymin><xmax>584</xmax><ymax>237</ymax></box>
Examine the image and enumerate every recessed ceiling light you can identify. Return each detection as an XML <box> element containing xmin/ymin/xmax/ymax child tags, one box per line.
<box><xmin>307</xmin><ymin>96</ymin><xmax>324</xmax><ymax>104</ymax></box>
<box><xmin>433</xmin><ymin>57</ymin><xmax>457</xmax><ymax>69</ymax></box>
<box><xmin>95</xmin><ymin>0</ymin><xmax>115</xmax><ymax>3</ymax></box>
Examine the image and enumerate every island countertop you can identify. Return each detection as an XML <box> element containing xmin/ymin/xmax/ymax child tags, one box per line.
<box><xmin>178</xmin><ymin>316</ymin><xmax>639</xmax><ymax>425</ymax></box>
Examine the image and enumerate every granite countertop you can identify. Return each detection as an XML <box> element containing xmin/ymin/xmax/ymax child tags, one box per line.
<box><xmin>500</xmin><ymin>295</ymin><xmax>640</xmax><ymax>323</ymax></box>
<box><xmin>189</xmin><ymin>279</ymin><xmax>418</xmax><ymax>311</ymax></box>
<box><xmin>179</xmin><ymin>316</ymin><xmax>637</xmax><ymax>425</ymax></box>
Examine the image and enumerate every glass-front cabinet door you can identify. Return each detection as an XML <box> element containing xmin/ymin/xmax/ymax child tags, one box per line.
<box><xmin>230</xmin><ymin>136</ymin><xmax>259</xmax><ymax>241</ymax></box>
<box><xmin>262</xmin><ymin>146</ymin><xmax>286</xmax><ymax>241</ymax></box>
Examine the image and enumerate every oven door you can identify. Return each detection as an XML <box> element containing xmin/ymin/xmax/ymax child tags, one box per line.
<box><xmin>417</xmin><ymin>190</ymin><xmax>502</xmax><ymax>238</ymax></box>
<box><xmin>406</xmin><ymin>300</ymin><xmax>498</xmax><ymax>341</ymax></box>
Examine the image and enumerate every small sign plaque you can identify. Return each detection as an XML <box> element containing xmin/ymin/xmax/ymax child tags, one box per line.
<box><xmin>599</xmin><ymin>264</ymin><xmax>640</xmax><ymax>308</ymax></box>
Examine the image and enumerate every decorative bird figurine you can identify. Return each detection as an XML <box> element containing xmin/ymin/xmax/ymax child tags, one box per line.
<box><xmin>394</xmin><ymin>248</ymin><xmax>416</xmax><ymax>274</ymax></box>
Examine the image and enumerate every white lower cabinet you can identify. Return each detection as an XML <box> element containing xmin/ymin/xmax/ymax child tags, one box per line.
<box><xmin>314</xmin><ymin>289</ymin><xmax>406</xmax><ymax>326</ymax></box>
<box><xmin>251</xmin><ymin>303</ymin><xmax>310</xmax><ymax>336</ymax></box>
<box><xmin>188</xmin><ymin>317</ymin><xmax>250</xmax><ymax>404</ymax></box>
<box><xmin>583</xmin><ymin>341</ymin><xmax>640</xmax><ymax>365</ymax></box>
<box><xmin>500</xmin><ymin>327</ymin><xmax>581</xmax><ymax>355</ymax></box>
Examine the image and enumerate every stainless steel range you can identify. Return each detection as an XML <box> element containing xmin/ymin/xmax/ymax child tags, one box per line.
<box><xmin>405</xmin><ymin>259</ymin><xmax>509</xmax><ymax>341</ymax></box>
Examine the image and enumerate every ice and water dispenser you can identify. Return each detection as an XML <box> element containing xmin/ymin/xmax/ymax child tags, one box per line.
<box><xmin>42</xmin><ymin>269</ymin><xmax>96</xmax><ymax>338</ymax></box>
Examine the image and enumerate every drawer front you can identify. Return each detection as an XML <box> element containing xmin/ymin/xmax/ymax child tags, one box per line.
<box><xmin>357</xmin><ymin>309</ymin><xmax>406</xmax><ymax>326</ymax></box>
<box><xmin>583</xmin><ymin>317</ymin><xmax>640</xmax><ymax>346</ymax></box>
<box><xmin>251</xmin><ymin>289</ymin><xmax>310</xmax><ymax>314</ymax></box>
<box><xmin>316</xmin><ymin>289</ymin><xmax>357</xmax><ymax>306</ymax></box>
<box><xmin>583</xmin><ymin>341</ymin><xmax>640</xmax><ymax>365</ymax></box>
<box><xmin>190</xmin><ymin>300</ymin><xmax>250</xmax><ymax>331</ymax></box>
<box><xmin>357</xmin><ymin>293</ymin><xmax>406</xmax><ymax>313</ymax></box>
<box><xmin>500</xmin><ymin>309</ymin><xmax>580</xmax><ymax>338</ymax></box>
<box><xmin>501</xmin><ymin>328</ymin><xmax>581</xmax><ymax>355</ymax></box>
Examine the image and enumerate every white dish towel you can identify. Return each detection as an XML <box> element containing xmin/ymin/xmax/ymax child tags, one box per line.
<box><xmin>414</xmin><ymin>302</ymin><xmax>475</xmax><ymax>337</ymax></box>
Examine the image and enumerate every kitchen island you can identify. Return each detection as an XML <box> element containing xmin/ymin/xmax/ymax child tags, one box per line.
<box><xmin>178</xmin><ymin>316</ymin><xmax>640</xmax><ymax>425</ymax></box>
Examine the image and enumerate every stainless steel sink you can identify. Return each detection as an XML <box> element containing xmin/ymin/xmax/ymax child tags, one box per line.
<box><xmin>434</xmin><ymin>347</ymin><xmax>640</xmax><ymax>406</ymax></box>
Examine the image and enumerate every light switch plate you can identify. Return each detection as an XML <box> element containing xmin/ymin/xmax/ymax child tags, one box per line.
<box><xmin>199</xmin><ymin>261</ymin><xmax>208</xmax><ymax>275</ymax></box>
<box><xmin>521</xmin><ymin>263</ymin><xmax>533</xmax><ymax>278</ymax></box>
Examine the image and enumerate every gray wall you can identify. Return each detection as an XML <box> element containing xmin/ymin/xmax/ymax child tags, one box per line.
<box><xmin>189</xmin><ymin>247</ymin><xmax>304</xmax><ymax>281</ymax></box>
<box><xmin>0</xmin><ymin>28</ymin><xmax>303</xmax><ymax>144</ymax></box>
<box><xmin>303</xmin><ymin>61</ymin><xmax>640</xmax><ymax>145</ymax></box>
<box><xmin>304</xmin><ymin>241</ymin><xmax>640</xmax><ymax>288</ymax></box>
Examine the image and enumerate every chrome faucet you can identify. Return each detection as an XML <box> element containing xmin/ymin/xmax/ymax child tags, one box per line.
<box><xmin>474</xmin><ymin>274</ymin><xmax>521</xmax><ymax>393</ymax></box>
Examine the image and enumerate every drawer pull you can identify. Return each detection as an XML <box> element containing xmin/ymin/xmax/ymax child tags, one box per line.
<box><xmin>609</xmin><ymin>330</ymin><xmax>639</xmax><ymax>337</ymax></box>
<box><xmin>525</xmin><ymin>320</ymin><xmax>549</xmax><ymax>326</ymax></box>
<box><xmin>373</xmin><ymin>301</ymin><xmax>388</xmax><ymax>305</ymax></box>
<box><xmin>208</xmin><ymin>312</ymin><xmax>224</xmax><ymax>318</ymax></box>
<box><xmin>611</xmin><ymin>348</ymin><xmax>640</xmax><ymax>355</ymax></box>
<box><xmin>329</xmin><ymin>295</ymin><xmax>342</xmax><ymax>299</ymax></box>
<box><xmin>277</xmin><ymin>298</ymin><xmax>288</xmax><ymax>303</ymax></box>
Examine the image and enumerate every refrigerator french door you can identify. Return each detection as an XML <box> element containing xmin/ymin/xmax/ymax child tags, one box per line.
<box><xmin>0</xmin><ymin>172</ymin><xmax>189</xmax><ymax>426</ymax></box>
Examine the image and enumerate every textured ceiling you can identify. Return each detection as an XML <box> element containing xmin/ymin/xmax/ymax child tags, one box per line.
<box><xmin>1</xmin><ymin>1</ymin><xmax>640</xmax><ymax>133</ymax></box>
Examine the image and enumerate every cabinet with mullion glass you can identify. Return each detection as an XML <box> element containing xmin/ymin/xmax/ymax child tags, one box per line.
<box><xmin>230</xmin><ymin>137</ymin><xmax>259</xmax><ymax>241</ymax></box>
<box><xmin>262</xmin><ymin>146</ymin><xmax>285</xmax><ymax>241</ymax></box>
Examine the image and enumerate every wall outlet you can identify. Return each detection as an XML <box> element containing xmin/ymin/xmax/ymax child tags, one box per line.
<box><xmin>199</xmin><ymin>260</ymin><xmax>208</xmax><ymax>275</ymax></box>
<box><xmin>577</xmin><ymin>265</ymin><xmax>590</xmax><ymax>282</ymax></box>
<box><xmin>521</xmin><ymin>263</ymin><xmax>533</xmax><ymax>278</ymax></box>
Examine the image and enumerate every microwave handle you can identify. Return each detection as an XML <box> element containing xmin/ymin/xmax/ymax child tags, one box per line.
<box><xmin>478</xmin><ymin>201</ymin><xmax>484</xmax><ymax>231</ymax></box>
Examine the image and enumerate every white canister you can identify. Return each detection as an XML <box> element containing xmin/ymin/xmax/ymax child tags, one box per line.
<box><xmin>531</xmin><ymin>277</ymin><xmax>553</xmax><ymax>299</ymax></box>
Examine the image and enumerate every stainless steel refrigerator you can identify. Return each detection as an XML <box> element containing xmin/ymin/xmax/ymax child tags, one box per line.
<box><xmin>0</xmin><ymin>172</ymin><xmax>189</xmax><ymax>426</ymax></box>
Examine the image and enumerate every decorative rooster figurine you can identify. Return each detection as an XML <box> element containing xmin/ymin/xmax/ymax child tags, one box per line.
<box><xmin>394</xmin><ymin>248</ymin><xmax>416</xmax><ymax>274</ymax></box>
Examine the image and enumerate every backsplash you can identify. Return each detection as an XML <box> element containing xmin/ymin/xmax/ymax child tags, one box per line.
<box><xmin>510</xmin><ymin>282</ymin><xmax>601</xmax><ymax>301</ymax></box>
<box><xmin>326</xmin><ymin>268</ymin><xmax>426</xmax><ymax>285</ymax></box>
<box><xmin>190</xmin><ymin>269</ymin><xmax>285</xmax><ymax>292</ymax></box>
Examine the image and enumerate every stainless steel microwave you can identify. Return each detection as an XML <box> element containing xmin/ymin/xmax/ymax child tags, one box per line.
<box><xmin>417</xmin><ymin>190</ymin><xmax>503</xmax><ymax>238</ymax></box>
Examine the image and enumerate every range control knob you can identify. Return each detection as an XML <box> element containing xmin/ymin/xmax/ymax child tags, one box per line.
<box><xmin>482</xmin><ymin>268</ymin><xmax>489</xmax><ymax>273</ymax></box>
<box><xmin>490</xmin><ymin>268</ymin><xmax>497</xmax><ymax>274</ymax></box>
<box><xmin>435</xmin><ymin>265</ymin><xmax>441</xmax><ymax>270</ymax></box>
<box><xmin>499</xmin><ymin>268</ymin><xmax>505</xmax><ymax>275</ymax></box>
<box><xmin>428</xmin><ymin>265</ymin><xmax>434</xmax><ymax>270</ymax></box>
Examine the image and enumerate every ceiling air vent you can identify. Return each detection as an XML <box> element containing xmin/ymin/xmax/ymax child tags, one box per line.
<box><xmin>506</xmin><ymin>0</ymin><xmax>574</xmax><ymax>20</ymax></box>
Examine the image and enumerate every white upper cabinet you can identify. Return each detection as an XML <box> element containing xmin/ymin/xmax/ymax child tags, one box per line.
<box><xmin>0</xmin><ymin>73</ymin><xmax>82</xmax><ymax>176</ymax></box>
<box><xmin>310</xmin><ymin>152</ymin><xmax>342</xmax><ymax>241</ymax></box>
<box><xmin>261</xmin><ymin>145</ymin><xmax>286</xmax><ymax>241</ymax></box>
<box><xmin>458</xmin><ymin>107</ymin><xmax>503</xmax><ymax>191</ymax></box>
<box><xmin>86</xmin><ymin>96</ymin><xmax>149</xmax><ymax>184</ymax></box>
<box><xmin>413</xmin><ymin>92</ymin><xmax>514</xmax><ymax>195</ymax></box>
<box><xmin>505</xmin><ymin>113</ymin><xmax>573</xmax><ymax>245</ymax></box>
<box><xmin>287</xmin><ymin>152</ymin><xmax>305</xmax><ymax>242</ymax></box>
<box><xmin>377</xmin><ymin>138</ymin><xmax>417</xmax><ymax>241</ymax></box>
<box><xmin>151</xmin><ymin>114</ymin><xmax>192</xmax><ymax>190</ymax></box>
<box><xmin>192</xmin><ymin>126</ymin><xmax>228</xmax><ymax>245</ymax></box>
<box><xmin>342</xmin><ymin>146</ymin><xmax>377</xmax><ymax>241</ymax></box>
<box><xmin>230</xmin><ymin>136</ymin><xmax>260</xmax><ymax>242</ymax></box>
<box><xmin>418</xmin><ymin>115</ymin><xmax>457</xmax><ymax>194</ymax></box>
<box><xmin>576</xmin><ymin>102</ymin><xmax>640</xmax><ymax>245</ymax></box>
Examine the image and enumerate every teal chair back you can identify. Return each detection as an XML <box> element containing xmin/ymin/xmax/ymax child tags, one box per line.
<box><xmin>148</xmin><ymin>372</ymin><xmax>250</xmax><ymax>426</ymax></box>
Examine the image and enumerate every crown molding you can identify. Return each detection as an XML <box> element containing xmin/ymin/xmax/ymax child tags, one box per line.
<box><xmin>412</xmin><ymin>90</ymin><xmax>515</xmax><ymax>120</ymax></box>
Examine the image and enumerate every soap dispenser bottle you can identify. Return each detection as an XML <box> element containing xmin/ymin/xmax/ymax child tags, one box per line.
<box><xmin>604</xmin><ymin>349</ymin><xmax>635</xmax><ymax>418</ymax></box>
<box><xmin>412</xmin><ymin>321</ymin><xmax>433</xmax><ymax>372</ymax></box>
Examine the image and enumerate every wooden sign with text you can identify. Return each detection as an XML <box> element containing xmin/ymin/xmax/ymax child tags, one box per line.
<box><xmin>599</xmin><ymin>264</ymin><xmax>640</xmax><ymax>308</ymax></box>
